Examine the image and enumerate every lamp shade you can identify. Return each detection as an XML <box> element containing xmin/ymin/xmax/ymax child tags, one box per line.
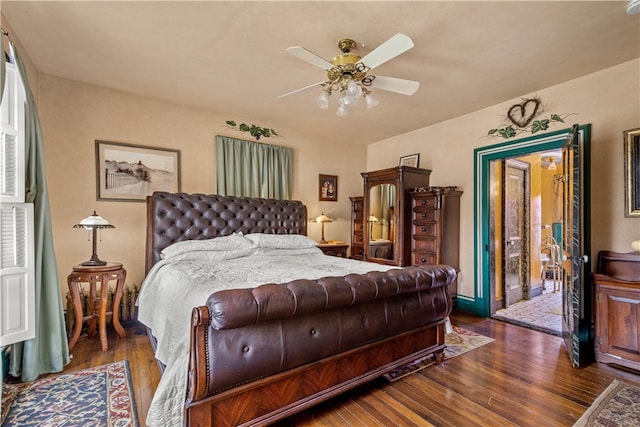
<box><xmin>369</xmin><ymin>215</ymin><xmax>379</xmax><ymax>223</ymax></box>
<box><xmin>73</xmin><ymin>211</ymin><xmax>114</xmax><ymax>229</ymax></box>
<box><xmin>315</xmin><ymin>213</ymin><xmax>332</xmax><ymax>223</ymax></box>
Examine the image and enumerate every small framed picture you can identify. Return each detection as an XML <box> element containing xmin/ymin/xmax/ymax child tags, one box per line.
<box><xmin>624</xmin><ymin>128</ymin><xmax>640</xmax><ymax>217</ymax></box>
<box><xmin>319</xmin><ymin>174</ymin><xmax>338</xmax><ymax>202</ymax></box>
<box><xmin>95</xmin><ymin>140</ymin><xmax>181</xmax><ymax>202</ymax></box>
<box><xmin>399</xmin><ymin>153</ymin><xmax>420</xmax><ymax>168</ymax></box>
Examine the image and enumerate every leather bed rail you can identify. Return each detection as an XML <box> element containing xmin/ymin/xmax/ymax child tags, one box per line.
<box><xmin>207</xmin><ymin>265</ymin><xmax>456</xmax><ymax>330</ymax></box>
<box><xmin>194</xmin><ymin>264</ymin><xmax>456</xmax><ymax>395</ymax></box>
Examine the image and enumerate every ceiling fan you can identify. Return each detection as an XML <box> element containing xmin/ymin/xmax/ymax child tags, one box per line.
<box><xmin>277</xmin><ymin>33</ymin><xmax>420</xmax><ymax>115</ymax></box>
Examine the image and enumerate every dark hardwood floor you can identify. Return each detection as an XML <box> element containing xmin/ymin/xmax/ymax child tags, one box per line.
<box><xmin>61</xmin><ymin>310</ymin><xmax>640</xmax><ymax>426</ymax></box>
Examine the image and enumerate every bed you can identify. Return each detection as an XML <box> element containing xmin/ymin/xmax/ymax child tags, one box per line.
<box><xmin>138</xmin><ymin>191</ymin><xmax>456</xmax><ymax>426</ymax></box>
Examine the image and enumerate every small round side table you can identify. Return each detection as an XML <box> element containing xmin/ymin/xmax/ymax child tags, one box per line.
<box><xmin>67</xmin><ymin>262</ymin><xmax>127</xmax><ymax>352</ymax></box>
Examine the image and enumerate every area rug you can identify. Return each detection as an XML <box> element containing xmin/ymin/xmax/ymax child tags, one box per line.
<box><xmin>492</xmin><ymin>290</ymin><xmax>562</xmax><ymax>336</ymax></box>
<box><xmin>573</xmin><ymin>380</ymin><xmax>640</xmax><ymax>426</ymax></box>
<box><xmin>383</xmin><ymin>326</ymin><xmax>494</xmax><ymax>381</ymax></box>
<box><xmin>1</xmin><ymin>360</ymin><xmax>138</xmax><ymax>426</ymax></box>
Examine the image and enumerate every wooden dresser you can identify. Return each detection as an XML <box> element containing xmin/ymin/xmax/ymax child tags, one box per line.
<box><xmin>349</xmin><ymin>196</ymin><xmax>365</xmax><ymax>260</ymax></box>
<box><xmin>409</xmin><ymin>187</ymin><xmax>462</xmax><ymax>299</ymax></box>
<box><xmin>593</xmin><ymin>250</ymin><xmax>640</xmax><ymax>371</ymax></box>
<box><xmin>361</xmin><ymin>166</ymin><xmax>432</xmax><ymax>266</ymax></box>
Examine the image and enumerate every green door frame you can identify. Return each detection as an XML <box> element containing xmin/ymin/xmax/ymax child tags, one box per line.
<box><xmin>464</xmin><ymin>124</ymin><xmax>591</xmax><ymax>317</ymax></box>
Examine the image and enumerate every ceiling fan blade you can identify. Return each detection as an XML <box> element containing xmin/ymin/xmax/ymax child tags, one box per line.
<box><xmin>370</xmin><ymin>76</ymin><xmax>420</xmax><ymax>96</ymax></box>
<box><xmin>277</xmin><ymin>81</ymin><xmax>326</xmax><ymax>99</ymax></box>
<box><xmin>359</xmin><ymin>33</ymin><xmax>414</xmax><ymax>70</ymax></box>
<box><xmin>286</xmin><ymin>46</ymin><xmax>334</xmax><ymax>70</ymax></box>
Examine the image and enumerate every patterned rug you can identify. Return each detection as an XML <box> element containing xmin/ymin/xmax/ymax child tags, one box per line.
<box><xmin>383</xmin><ymin>326</ymin><xmax>494</xmax><ymax>381</ymax></box>
<box><xmin>1</xmin><ymin>360</ymin><xmax>138</xmax><ymax>426</ymax></box>
<box><xmin>573</xmin><ymin>380</ymin><xmax>640</xmax><ymax>426</ymax></box>
<box><xmin>492</xmin><ymin>290</ymin><xmax>562</xmax><ymax>336</ymax></box>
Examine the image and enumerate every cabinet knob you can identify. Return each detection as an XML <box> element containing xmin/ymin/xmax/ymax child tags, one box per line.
<box><xmin>421</xmin><ymin>213</ymin><xmax>427</xmax><ymax>219</ymax></box>
<box><xmin>421</xmin><ymin>200</ymin><xmax>427</xmax><ymax>206</ymax></box>
<box><xmin>420</xmin><ymin>257</ymin><xmax>426</xmax><ymax>263</ymax></box>
<box><xmin>421</xmin><ymin>226</ymin><xmax>427</xmax><ymax>232</ymax></box>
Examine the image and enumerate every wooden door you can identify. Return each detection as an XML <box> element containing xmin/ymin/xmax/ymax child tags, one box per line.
<box><xmin>502</xmin><ymin>159</ymin><xmax>530</xmax><ymax>307</ymax></box>
<box><xmin>561</xmin><ymin>124</ymin><xmax>592</xmax><ymax>367</ymax></box>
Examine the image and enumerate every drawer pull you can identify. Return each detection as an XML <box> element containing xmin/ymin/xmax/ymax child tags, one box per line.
<box><xmin>421</xmin><ymin>213</ymin><xmax>427</xmax><ymax>219</ymax></box>
<box><xmin>421</xmin><ymin>226</ymin><xmax>427</xmax><ymax>232</ymax></box>
<box><xmin>420</xmin><ymin>257</ymin><xmax>426</xmax><ymax>263</ymax></box>
<box><xmin>421</xmin><ymin>200</ymin><xmax>427</xmax><ymax>206</ymax></box>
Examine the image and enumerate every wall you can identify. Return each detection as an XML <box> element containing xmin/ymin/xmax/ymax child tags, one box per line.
<box><xmin>367</xmin><ymin>59</ymin><xmax>640</xmax><ymax>300</ymax></box>
<box><xmin>35</xmin><ymin>75</ymin><xmax>366</xmax><ymax>295</ymax></box>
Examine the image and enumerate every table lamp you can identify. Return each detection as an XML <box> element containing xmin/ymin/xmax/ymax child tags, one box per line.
<box><xmin>315</xmin><ymin>213</ymin><xmax>333</xmax><ymax>244</ymax></box>
<box><xmin>368</xmin><ymin>215</ymin><xmax>379</xmax><ymax>240</ymax></box>
<box><xmin>73</xmin><ymin>211</ymin><xmax>115</xmax><ymax>266</ymax></box>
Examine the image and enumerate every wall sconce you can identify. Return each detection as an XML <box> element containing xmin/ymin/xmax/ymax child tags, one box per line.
<box><xmin>368</xmin><ymin>215</ymin><xmax>379</xmax><ymax>239</ymax></box>
<box><xmin>315</xmin><ymin>213</ymin><xmax>332</xmax><ymax>244</ymax></box>
<box><xmin>73</xmin><ymin>211</ymin><xmax>114</xmax><ymax>266</ymax></box>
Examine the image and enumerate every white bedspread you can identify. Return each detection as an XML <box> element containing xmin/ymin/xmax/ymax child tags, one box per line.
<box><xmin>137</xmin><ymin>246</ymin><xmax>392</xmax><ymax>426</ymax></box>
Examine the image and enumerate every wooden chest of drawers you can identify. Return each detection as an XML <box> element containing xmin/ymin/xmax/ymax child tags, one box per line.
<box><xmin>410</xmin><ymin>187</ymin><xmax>462</xmax><ymax>300</ymax></box>
<box><xmin>350</xmin><ymin>196</ymin><xmax>365</xmax><ymax>260</ymax></box>
<box><xmin>594</xmin><ymin>251</ymin><xmax>640</xmax><ymax>371</ymax></box>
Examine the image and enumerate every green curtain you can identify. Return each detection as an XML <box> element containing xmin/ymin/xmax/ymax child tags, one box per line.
<box><xmin>0</xmin><ymin>43</ymin><xmax>5</xmax><ymax>103</ymax></box>
<box><xmin>216</xmin><ymin>135</ymin><xmax>292</xmax><ymax>199</ymax></box>
<box><xmin>6</xmin><ymin>43</ymin><xmax>70</xmax><ymax>381</ymax></box>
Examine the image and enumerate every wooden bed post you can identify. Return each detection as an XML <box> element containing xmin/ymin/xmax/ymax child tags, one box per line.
<box><xmin>187</xmin><ymin>306</ymin><xmax>211</xmax><ymax>403</ymax></box>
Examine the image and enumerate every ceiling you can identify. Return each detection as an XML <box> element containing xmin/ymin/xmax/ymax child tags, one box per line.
<box><xmin>2</xmin><ymin>1</ymin><xmax>639</xmax><ymax>146</ymax></box>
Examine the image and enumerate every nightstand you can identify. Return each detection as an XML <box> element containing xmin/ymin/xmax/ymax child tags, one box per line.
<box><xmin>67</xmin><ymin>262</ymin><xmax>127</xmax><ymax>352</ymax></box>
<box><xmin>317</xmin><ymin>243</ymin><xmax>349</xmax><ymax>258</ymax></box>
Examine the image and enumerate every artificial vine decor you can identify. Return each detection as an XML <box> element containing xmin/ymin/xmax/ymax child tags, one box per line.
<box><xmin>487</xmin><ymin>97</ymin><xmax>572</xmax><ymax>139</ymax></box>
<box><xmin>225</xmin><ymin>120</ymin><xmax>279</xmax><ymax>141</ymax></box>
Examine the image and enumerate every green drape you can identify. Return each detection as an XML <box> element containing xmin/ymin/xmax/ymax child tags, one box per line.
<box><xmin>0</xmin><ymin>44</ymin><xmax>5</xmax><ymax>104</ymax></box>
<box><xmin>216</xmin><ymin>135</ymin><xmax>292</xmax><ymax>199</ymax></box>
<box><xmin>6</xmin><ymin>43</ymin><xmax>70</xmax><ymax>381</ymax></box>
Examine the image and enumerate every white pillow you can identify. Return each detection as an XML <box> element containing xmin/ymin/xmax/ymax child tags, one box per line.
<box><xmin>160</xmin><ymin>233</ymin><xmax>255</xmax><ymax>259</ymax></box>
<box><xmin>163</xmin><ymin>247</ymin><xmax>256</xmax><ymax>262</ymax></box>
<box><xmin>245</xmin><ymin>233</ymin><xmax>317</xmax><ymax>249</ymax></box>
<box><xmin>256</xmin><ymin>247</ymin><xmax>323</xmax><ymax>256</ymax></box>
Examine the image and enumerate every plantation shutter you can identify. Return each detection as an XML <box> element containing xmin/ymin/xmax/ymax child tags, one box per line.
<box><xmin>0</xmin><ymin>203</ymin><xmax>35</xmax><ymax>345</ymax></box>
<box><xmin>0</xmin><ymin>60</ymin><xmax>35</xmax><ymax>346</ymax></box>
<box><xmin>1</xmin><ymin>62</ymin><xmax>24</xmax><ymax>202</ymax></box>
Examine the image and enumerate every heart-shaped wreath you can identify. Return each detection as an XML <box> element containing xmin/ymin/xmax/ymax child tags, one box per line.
<box><xmin>507</xmin><ymin>98</ymin><xmax>541</xmax><ymax>128</ymax></box>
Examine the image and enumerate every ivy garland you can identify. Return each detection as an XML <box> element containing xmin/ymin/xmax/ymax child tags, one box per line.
<box><xmin>487</xmin><ymin>97</ymin><xmax>574</xmax><ymax>139</ymax></box>
<box><xmin>488</xmin><ymin>113</ymin><xmax>568</xmax><ymax>139</ymax></box>
<box><xmin>225</xmin><ymin>120</ymin><xmax>279</xmax><ymax>141</ymax></box>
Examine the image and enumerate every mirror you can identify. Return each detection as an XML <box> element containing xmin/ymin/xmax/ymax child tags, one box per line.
<box><xmin>368</xmin><ymin>183</ymin><xmax>396</xmax><ymax>260</ymax></box>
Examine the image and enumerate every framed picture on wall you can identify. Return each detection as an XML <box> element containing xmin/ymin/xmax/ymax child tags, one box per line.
<box><xmin>399</xmin><ymin>153</ymin><xmax>420</xmax><ymax>168</ymax></box>
<box><xmin>95</xmin><ymin>140</ymin><xmax>181</xmax><ymax>202</ymax></box>
<box><xmin>319</xmin><ymin>174</ymin><xmax>338</xmax><ymax>202</ymax></box>
<box><xmin>624</xmin><ymin>128</ymin><xmax>640</xmax><ymax>217</ymax></box>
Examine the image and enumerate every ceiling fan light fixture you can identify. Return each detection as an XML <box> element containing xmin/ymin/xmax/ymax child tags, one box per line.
<box><xmin>627</xmin><ymin>0</ymin><xmax>640</xmax><ymax>14</ymax></box>
<box><xmin>316</xmin><ymin>90</ymin><xmax>330</xmax><ymax>109</ymax></box>
<box><xmin>365</xmin><ymin>92</ymin><xmax>379</xmax><ymax>109</ymax></box>
<box><xmin>281</xmin><ymin>33</ymin><xmax>419</xmax><ymax>115</ymax></box>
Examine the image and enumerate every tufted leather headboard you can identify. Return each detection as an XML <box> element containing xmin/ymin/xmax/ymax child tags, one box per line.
<box><xmin>145</xmin><ymin>192</ymin><xmax>307</xmax><ymax>274</ymax></box>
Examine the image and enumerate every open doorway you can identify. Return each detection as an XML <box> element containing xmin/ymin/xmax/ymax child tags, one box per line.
<box><xmin>488</xmin><ymin>149</ymin><xmax>564</xmax><ymax>336</ymax></box>
<box><xmin>473</xmin><ymin>125</ymin><xmax>592</xmax><ymax>365</ymax></box>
